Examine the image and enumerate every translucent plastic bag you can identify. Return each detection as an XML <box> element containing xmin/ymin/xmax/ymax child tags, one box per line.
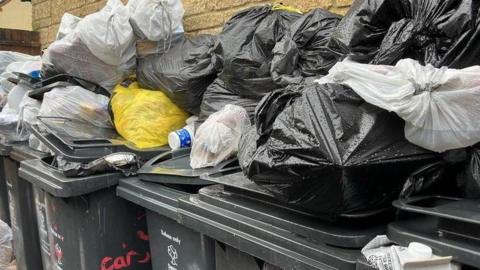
<box><xmin>191</xmin><ymin>104</ymin><xmax>250</xmax><ymax>169</ymax></box>
<box><xmin>0</xmin><ymin>220</ymin><xmax>13</xmax><ymax>268</ymax></box>
<box><xmin>56</xmin><ymin>13</ymin><xmax>81</xmax><ymax>40</ymax></box>
<box><xmin>42</xmin><ymin>33</ymin><xmax>124</xmax><ymax>91</ymax></box>
<box><xmin>77</xmin><ymin>0</ymin><xmax>134</xmax><ymax>66</ymax></box>
<box><xmin>0</xmin><ymin>51</ymin><xmax>39</xmax><ymax>74</ymax></box>
<box><xmin>128</xmin><ymin>0</ymin><xmax>185</xmax><ymax>41</ymax></box>
<box><xmin>110</xmin><ymin>80</ymin><xmax>189</xmax><ymax>148</ymax></box>
<box><xmin>1</xmin><ymin>60</ymin><xmax>41</xmax><ymax>93</ymax></box>
<box><xmin>39</xmin><ymin>86</ymin><xmax>112</xmax><ymax>128</ymax></box>
<box><xmin>318</xmin><ymin>59</ymin><xmax>480</xmax><ymax>152</ymax></box>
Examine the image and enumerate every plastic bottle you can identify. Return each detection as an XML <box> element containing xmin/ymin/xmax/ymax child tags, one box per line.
<box><xmin>168</xmin><ymin>116</ymin><xmax>198</xmax><ymax>150</ymax></box>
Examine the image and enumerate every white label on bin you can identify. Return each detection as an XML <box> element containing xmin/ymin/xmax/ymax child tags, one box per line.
<box><xmin>161</xmin><ymin>229</ymin><xmax>181</xmax><ymax>245</ymax></box>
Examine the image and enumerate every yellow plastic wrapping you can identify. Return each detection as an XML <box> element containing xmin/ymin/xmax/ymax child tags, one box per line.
<box><xmin>110</xmin><ymin>80</ymin><xmax>189</xmax><ymax>148</ymax></box>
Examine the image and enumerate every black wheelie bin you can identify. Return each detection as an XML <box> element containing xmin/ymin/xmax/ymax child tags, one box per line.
<box><xmin>177</xmin><ymin>167</ymin><xmax>384</xmax><ymax>270</ymax></box>
<box><xmin>18</xmin><ymin>123</ymin><xmax>170</xmax><ymax>270</ymax></box>
<box><xmin>0</xmin><ymin>140</ymin><xmax>48</xmax><ymax>270</ymax></box>
<box><xmin>388</xmin><ymin>196</ymin><xmax>480</xmax><ymax>269</ymax></box>
<box><xmin>117</xmin><ymin>148</ymin><xmax>238</xmax><ymax>270</ymax></box>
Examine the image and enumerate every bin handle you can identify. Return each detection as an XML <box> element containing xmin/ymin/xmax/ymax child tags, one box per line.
<box><xmin>392</xmin><ymin>195</ymin><xmax>461</xmax><ymax>213</ymax></box>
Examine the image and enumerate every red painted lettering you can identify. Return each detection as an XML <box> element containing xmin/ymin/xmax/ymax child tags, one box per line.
<box><xmin>100</xmin><ymin>257</ymin><xmax>114</xmax><ymax>270</ymax></box>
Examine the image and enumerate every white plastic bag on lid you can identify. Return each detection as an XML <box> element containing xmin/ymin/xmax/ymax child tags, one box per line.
<box><xmin>128</xmin><ymin>0</ymin><xmax>185</xmax><ymax>41</ymax></box>
<box><xmin>77</xmin><ymin>0</ymin><xmax>135</xmax><ymax>66</ymax></box>
<box><xmin>39</xmin><ymin>86</ymin><xmax>112</xmax><ymax>128</ymax></box>
<box><xmin>191</xmin><ymin>104</ymin><xmax>250</xmax><ymax>169</ymax></box>
<box><xmin>317</xmin><ymin>58</ymin><xmax>480</xmax><ymax>153</ymax></box>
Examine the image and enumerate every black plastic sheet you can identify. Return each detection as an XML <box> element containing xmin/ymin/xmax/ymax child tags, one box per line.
<box><xmin>271</xmin><ymin>8</ymin><xmax>344</xmax><ymax>85</ymax></box>
<box><xmin>214</xmin><ymin>6</ymin><xmax>301</xmax><ymax>98</ymax></box>
<box><xmin>332</xmin><ymin>0</ymin><xmax>480</xmax><ymax>68</ymax></box>
<box><xmin>238</xmin><ymin>83</ymin><xmax>439</xmax><ymax>220</ymax></box>
<box><xmin>137</xmin><ymin>35</ymin><xmax>217</xmax><ymax>114</ymax></box>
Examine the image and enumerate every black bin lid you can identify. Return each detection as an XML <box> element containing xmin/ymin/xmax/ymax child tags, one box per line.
<box><xmin>389</xmin><ymin>196</ymin><xmax>480</xmax><ymax>268</ymax></box>
<box><xmin>31</xmin><ymin>117</ymin><xmax>169</xmax><ymax>162</ymax></box>
<box><xmin>116</xmin><ymin>178</ymin><xmax>190</xmax><ymax>221</ymax></box>
<box><xmin>178</xmin><ymin>185</ymin><xmax>379</xmax><ymax>270</ymax></box>
<box><xmin>138</xmin><ymin>148</ymin><xmax>238</xmax><ymax>186</ymax></box>
<box><xmin>19</xmin><ymin>156</ymin><xmax>121</xmax><ymax>197</ymax></box>
<box><xmin>200</xmin><ymin>167</ymin><xmax>391</xmax><ymax>222</ymax></box>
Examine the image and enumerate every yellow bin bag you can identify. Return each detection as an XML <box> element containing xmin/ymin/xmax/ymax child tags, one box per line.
<box><xmin>110</xmin><ymin>80</ymin><xmax>189</xmax><ymax>148</ymax></box>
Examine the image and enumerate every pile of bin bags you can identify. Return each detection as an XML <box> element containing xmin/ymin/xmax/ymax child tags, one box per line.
<box><xmin>1</xmin><ymin>0</ymin><xmax>480</xmax><ymax>217</ymax></box>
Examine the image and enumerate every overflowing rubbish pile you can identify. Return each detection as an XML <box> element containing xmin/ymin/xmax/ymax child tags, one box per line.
<box><xmin>0</xmin><ymin>0</ymin><xmax>479</xmax><ymax>269</ymax></box>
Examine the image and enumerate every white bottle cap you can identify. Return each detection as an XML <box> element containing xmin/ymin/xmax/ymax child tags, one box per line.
<box><xmin>168</xmin><ymin>132</ymin><xmax>181</xmax><ymax>150</ymax></box>
<box><xmin>408</xmin><ymin>242</ymin><xmax>432</xmax><ymax>259</ymax></box>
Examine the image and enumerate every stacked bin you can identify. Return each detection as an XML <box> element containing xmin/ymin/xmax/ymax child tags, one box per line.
<box><xmin>19</xmin><ymin>156</ymin><xmax>152</xmax><ymax>270</ymax></box>
<box><xmin>16</xmin><ymin>124</ymin><xmax>172</xmax><ymax>270</ymax></box>
<box><xmin>177</xmin><ymin>168</ymin><xmax>383</xmax><ymax>270</ymax></box>
<box><xmin>0</xmin><ymin>141</ymin><xmax>47</xmax><ymax>270</ymax></box>
<box><xmin>116</xmin><ymin>149</ymin><xmax>237</xmax><ymax>269</ymax></box>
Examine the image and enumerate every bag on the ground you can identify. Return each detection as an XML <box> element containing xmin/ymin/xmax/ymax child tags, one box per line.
<box><xmin>127</xmin><ymin>0</ymin><xmax>185</xmax><ymax>41</ymax></box>
<box><xmin>137</xmin><ymin>34</ymin><xmax>217</xmax><ymax>114</ymax></box>
<box><xmin>109</xmin><ymin>80</ymin><xmax>189</xmax><ymax>148</ymax></box>
<box><xmin>318</xmin><ymin>59</ymin><xmax>480</xmax><ymax>152</ymax></box>
<box><xmin>214</xmin><ymin>5</ymin><xmax>301</xmax><ymax>98</ymax></box>
<box><xmin>332</xmin><ymin>0</ymin><xmax>480</xmax><ymax>68</ymax></box>
<box><xmin>39</xmin><ymin>86</ymin><xmax>112</xmax><ymax>128</ymax></box>
<box><xmin>238</xmin><ymin>83</ymin><xmax>438</xmax><ymax>219</ymax></box>
<box><xmin>271</xmin><ymin>8</ymin><xmax>343</xmax><ymax>85</ymax></box>
<box><xmin>0</xmin><ymin>220</ymin><xmax>13</xmax><ymax>268</ymax></box>
<box><xmin>191</xmin><ymin>104</ymin><xmax>250</xmax><ymax>169</ymax></box>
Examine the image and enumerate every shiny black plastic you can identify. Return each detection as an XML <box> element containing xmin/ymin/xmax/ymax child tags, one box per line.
<box><xmin>214</xmin><ymin>6</ymin><xmax>301</xmax><ymax>98</ymax></box>
<box><xmin>137</xmin><ymin>35</ymin><xmax>217</xmax><ymax>114</ymax></box>
<box><xmin>332</xmin><ymin>0</ymin><xmax>480</xmax><ymax>68</ymax></box>
<box><xmin>238</xmin><ymin>83</ymin><xmax>439</xmax><ymax>219</ymax></box>
<box><xmin>199</xmin><ymin>78</ymin><xmax>260</xmax><ymax>122</ymax></box>
<box><xmin>271</xmin><ymin>8</ymin><xmax>343</xmax><ymax>85</ymax></box>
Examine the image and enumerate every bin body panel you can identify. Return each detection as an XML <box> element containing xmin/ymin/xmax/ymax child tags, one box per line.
<box><xmin>0</xmin><ymin>159</ymin><xmax>10</xmax><ymax>224</ymax></box>
<box><xmin>5</xmin><ymin>157</ymin><xmax>43</xmax><ymax>270</ymax></box>
<box><xmin>34</xmin><ymin>186</ymin><xmax>151</xmax><ymax>270</ymax></box>
<box><xmin>147</xmin><ymin>209</ymin><xmax>215</xmax><ymax>270</ymax></box>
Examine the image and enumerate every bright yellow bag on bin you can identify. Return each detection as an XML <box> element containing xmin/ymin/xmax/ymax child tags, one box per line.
<box><xmin>110</xmin><ymin>79</ymin><xmax>189</xmax><ymax>148</ymax></box>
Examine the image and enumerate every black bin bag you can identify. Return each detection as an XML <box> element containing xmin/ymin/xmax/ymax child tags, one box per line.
<box><xmin>137</xmin><ymin>34</ymin><xmax>217</xmax><ymax>114</ymax></box>
<box><xmin>199</xmin><ymin>78</ymin><xmax>260</xmax><ymax>122</ymax></box>
<box><xmin>238</xmin><ymin>83</ymin><xmax>439</xmax><ymax>220</ymax></box>
<box><xmin>332</xmin><ymin>0</ymin><xmax>480</xmax><ymax>68</ymax></box>
<box><xmin>214</xmin><ymin>6</ymin><xmax>301</xmax><ymax>98</ymax></box>
<box><xmin>271</xmin><ymin>8</ymin><xmax>344</xmax><ymax>85</ymax></box>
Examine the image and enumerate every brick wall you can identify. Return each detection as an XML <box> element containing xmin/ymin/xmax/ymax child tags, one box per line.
<box><xmin>32</xmin><ymin>0</ymin><xmax>353</xmax><ymax>48</ymax></box>
<box><xmin>0</xmin><ymin>28</ymin><xmax>41</xmax><ymax>55</ymax></box>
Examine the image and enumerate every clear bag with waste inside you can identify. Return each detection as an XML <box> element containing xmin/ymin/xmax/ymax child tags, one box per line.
<box><xmin>39</xmin><ymin>86</ymin><xmax>112</xmax><ymax>128</ymax></box>
<box><xmin>191</xmin><ymin>104</ymin><xmax>250</xmax><ymax>169</ymax></box>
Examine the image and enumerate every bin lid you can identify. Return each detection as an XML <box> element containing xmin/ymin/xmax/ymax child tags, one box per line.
<box><xmin>389</xmin><ymin>196</ymin><xmax>480</xmax><ymax>267</ymax></box>
<box><xmin>0</xmin><ymin>138</ymin><xmax>47</xmax><ymax>161</ymax></box>
<box><xmin>117</xmin><ymin>178</ymin><xmax>190</xmax><ymax>221</ymax></box>
<box><xmin>138</xmin><ymin>148</ymin><xmax>238</xmax><ymax>186</ymax></box>
<box><xmin>19</xmin><ymin>156</ymin><xmax>121</xmax><ymax>197</ymax></box>
<box><xmin>178</xmin><ymin>188</ymin><xmax>368</xmax><ymax>270</ymax></box>
<box><xmin>200</xmin><ymin>167</ymin><xmax>391</xmax><ymax>222</ymax></box>
<box><xmin>31</xmin><ymin>118</ymin><xmax>169</xmax><ymax>162</ymax></box>
<box><xmin>197</xmin><ymin>185</ymin><xmax>384</xmax><ymax>248</ymax></box>
<box><xmin>388</xmin><ymin>217</ymin><xmax>480</xmax><ymax>267</ymax></box>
